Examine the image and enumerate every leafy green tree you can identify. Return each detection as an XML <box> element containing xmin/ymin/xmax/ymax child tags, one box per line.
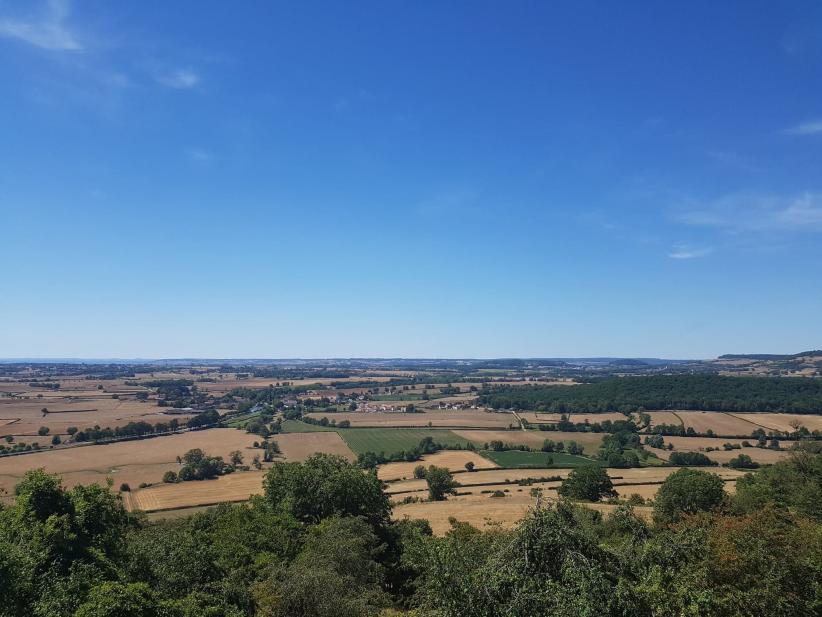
<box><xmin>464</xmin><ymin>461</ymin><xmax>475</xmax><ymax>472</ymax></box>
<box><xmin>413</xmin><ymin>465</ymin><xmax>426</xmax><ymax>479</ymax></box>
<box><xmin>653</xmin><ymin>468</ymin><xmax>726</xmax><ymax>524</ymax></box>
<box><xmin>558</xmin><ymin>465</ymin><xmax>615</xmax><ymax>502</ymax></box>
<box><xmin>733</xmin><ymin>447</ymin><xmax>822</xmax><ymax>520</ymax></box>
<box><xmin>425</xmin><ymin>466</ymin><xmax>458</xmax><ymax>501</ymax></box>
<box><xmin>263</xmin><ymin>454</ymin><xmax>390</xmax><ymax>527</ymax></box>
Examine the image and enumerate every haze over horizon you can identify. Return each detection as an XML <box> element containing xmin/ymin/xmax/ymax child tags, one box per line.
<box><xmin>2</xmin><ymin>1</ymin><xmax>821</xmax><ymax>358</ymax></box>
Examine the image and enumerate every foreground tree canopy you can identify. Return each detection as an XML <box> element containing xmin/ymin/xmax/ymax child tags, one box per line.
<box><xmin>0</xmin><ymin>449</ymin><xmax>820</xmax><ymax>616</ymax></box>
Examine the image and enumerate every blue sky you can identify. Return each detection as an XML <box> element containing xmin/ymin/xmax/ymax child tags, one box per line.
<box><xmin>1</xmin><ymin>1</ymin><xmax>821</xmax><ymax>359</ymax></box>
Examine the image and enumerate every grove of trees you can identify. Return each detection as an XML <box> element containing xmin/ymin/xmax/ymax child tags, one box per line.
<box><xmin>480</xmin><ymin>374</ymin><xmax>822</xmax><ymax>414</ymax></box>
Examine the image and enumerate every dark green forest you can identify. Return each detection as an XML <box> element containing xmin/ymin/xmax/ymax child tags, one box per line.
<box><xmin>1</xmin><ymin>449</ymin><xmax>821</xmax><ymax>616</ymax></box>
<box><xmin>479</xmin><ymin>374</ymin><xmax>822</xmax><ymax>414</ymax></box>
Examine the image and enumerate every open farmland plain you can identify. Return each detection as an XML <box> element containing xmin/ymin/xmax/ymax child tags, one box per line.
<box><xmin>2</xmin><ymin>360</ymin><xmax>820</xmax><ymax>535</ymax></box>
<box><xmin>0</xmin><ymin>428</ymin><xmax>258</xmax><ymax>502</ymax></box>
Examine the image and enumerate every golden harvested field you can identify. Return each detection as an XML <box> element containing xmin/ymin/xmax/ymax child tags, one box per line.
<box><xmin>0</xmin><ymin>429</ymin><xmax>258</xmax><ymax>499</ymax></box>
<box><xmin>698</xmin><ymin>448</ymin><xmax>790</xmax><ymax>465</ymax></box>
<box><xmin>385</xmin><ymin>468</ymin><xmax>570</xmax><ymax>495</ymax></box>
<box><xmin>387</xmin><ymin>465</ymin><xmax>746</xmax><ymax>494</ymax></box>
<box><xmin>674</xmin><ymin>411</ymin><xmax>762</xmax><ymax>435</ymax></box>
<box><xmin>653</xmin><ymin>436</ymin><xmax>753</xmax><ymax>450</ymax></box>
<box><xmin>644</xmin><ymin>411</ymin><xmax>683</xmax><ymax>427</ymax></box>
<box><xmin>378</xmin><ymin>450</ymin><xmax>497</xmax><ymax>481</ymax></box>
<box><xmin>728</xmin><ymin>413</ymin><xmax>822</xmax><ymax>433</ymax></box>
<box><xmin>520</xmin><ymin>412</ymin><xmax>627</xmax><ymax>425</ymax></box>
<box><xmin>392</xmin><ymin>490</ymin><xmax>652</xmax><ymax>534</ymax></box>
<box><xmin>126</xmin><ymin>471</ymin><xmax>266</xmax><ymax>512</ymax></box>
<box><xmin>392</xmin><ymin>466</ymin><xmax>745</xmax><ymax>534</ymax></box>
<box><xmin>275</xmin><ymin>432</ymin><xmax>355</xmax><ymax>461</ymax></box>
<box><xmin>304</xmin><ymin>409</ymin><xmax>515</xmax><ymax>428</ymax></box>
<box><xmin>451</xmin><ymin>429</ymin><xmax>604</xmax><ymax>453</ymax></box>
<box><xmin>645</xmin><ymin>435</ymin><xmax>794</xmax><ymax>464</ymax></box>
<box><xmin>0</xmin><ymin>397</ymin><xmax>193</xmax><ymax>438</ymax></box>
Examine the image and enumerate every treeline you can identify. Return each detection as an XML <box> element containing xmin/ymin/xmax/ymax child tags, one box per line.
<box><xmin>70</xmin><ymin>409</ymin><xmax>220</xmax><ymax>443</ymax></box>
<box><xmin>480</xmin><ymin>374</ymin><xmax>822</xmax><ymax>413</ymax></box>
<box><xmin>1</xmin><ymin>448</ymin><xmax>820</xmax><ymax>615</ymax></box>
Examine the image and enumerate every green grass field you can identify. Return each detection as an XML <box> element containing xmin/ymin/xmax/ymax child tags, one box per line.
<box><xmin>336</xmin><ymin>428</ymin><xmax>471</xmax><ymax>455</ymax></box>
<box><xmin>280</xmin><ymin>419</ymin><xmax>336</xmax><ymax>433</ymax></box>
<box><xmin>480</xmin><ymin>450</ymin><xmax>595</xmax><ymax>469</ymax></box>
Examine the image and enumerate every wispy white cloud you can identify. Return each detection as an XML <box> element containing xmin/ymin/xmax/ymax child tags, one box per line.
<box><xmin>668</xmin><ymin>245</ymin><xmax>712</xmax><ymax>260</ymax></box>
<box><xmin>783</xmin><ymin>119</ymin><xmax>822</xmax><ymax>136</ymax></box>
<box><xmin>156</xmin><ymin>69</ymin><xmax>200</xmax><ymax>89</ymax></box>
<box><xmin>677</xmin><ymin>192</ymin><xmax>822</xmax><ymax>232</ymax></box>
<box><xmin>184</xmin><ymin>147</ymin><xmax>213</xmax><ymax>166</ymax></box>
<box><xmin>0</xmin><ymin>0</ymin><xmax>81</xmax><ymax>51</ymax></box>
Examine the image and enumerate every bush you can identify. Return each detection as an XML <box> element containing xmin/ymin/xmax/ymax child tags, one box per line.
<box><xmin>162</xmin><ymin>470</ymin><xmax>177</xmax><ymax>483</ymax></box>
<box><xmin>669</xmin><ymin>451</ymin><xmax>717</xmax><ymax>466</ymax></box>
<box><xmin>728</xmin><ymin>453</ymin><xmax>759</xmax><ymax>469</ymax></box>
<box><xmin>119</xmin><ymin>483</ymin><xmax>131</xmax><ymax>492</ymax></box>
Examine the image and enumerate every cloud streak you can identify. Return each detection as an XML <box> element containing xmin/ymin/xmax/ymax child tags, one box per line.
<box><xmin>668</xmin><ymin>245</ymin><xmax>712</xmax><ymax>260</ymax></box>
<box><xmin>677</xmin><ymin>192</ymin><xmax>822</xmax><ymax>232</ymax></box>
<box><xmin>156</xmin><ymin>69</ymin><xmax>201</xmax><ymax>89</ymax></box>
<box><xmin>0</xmin><ymin>0</ymin><xmax>81</xmax><ymax>51</ymax></box>
<box><xmin>783</xmin><ymin>119</ymin><xmax>822</xmax><ymax>136</ymax></box>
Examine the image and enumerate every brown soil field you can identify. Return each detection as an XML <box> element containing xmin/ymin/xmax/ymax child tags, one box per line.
<box><xmin>304</xmin><ymin>409</ymin><xmax>515</xmax><ymax>428</ymax></box>
<box><xmin>728</xmin><ymin>413</ymin><xmax>822</xmax><ymax>433</ymax></box>
<box><xmin>275</xmin><ymin>432</ymin><xmax>355</xmax><ymax>461</ymax></box>
<box><xmin>126</xmin><ymin>471</ymin><xmax>266</xmax><ymax>512</ymax></box>
<box><xmin>378</xmin><ymin>451</ymin><xmax>497</xmax><ymax>481</ymax></box>
<box><xmin>0</xmin><ymin>428</ymin><xmax>258</xmax><ymax>499</ymax></box>
<box><xmin>0</xmin><ymin>397</ymin><xmax>193</xmax><ymax>438</ymax></box>
<box><xmin>451</xmin><ymin>429</ymin><xmax>604</xmax><ymax>453</ymax></box>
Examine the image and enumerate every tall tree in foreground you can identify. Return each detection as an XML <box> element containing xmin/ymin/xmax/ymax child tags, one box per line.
<box><xmin>263</xmin><ymin>453</ymin><xmax>390</xmax><ymax>528</ymax></box>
